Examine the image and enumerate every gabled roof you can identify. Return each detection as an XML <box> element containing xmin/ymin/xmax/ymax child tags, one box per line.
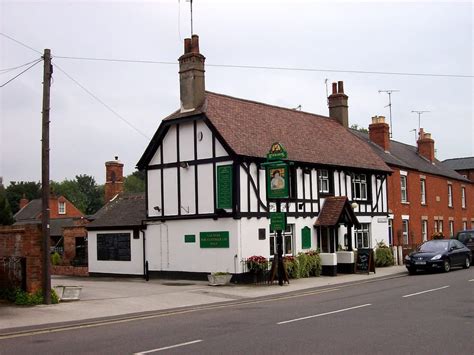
<box><xmin>14</xmin><ymin>199</ymin><xmax>42</xmax><ymax>221</ymax></box>
<box><xmin>138</xmin><ymin>92</ymin><xmax>391</xmax><ymax>173</ymax></box>
<box><xmin>87</xmin><ymin>193</ymin><xmax>146</xmax><ymax>229</ymax></box>
<box><xmin>352</xmin><ymin>130</ymin><xmax>469</xmax><ymax>182</ymax></box>
<box><xmin>442</xmin><ymin>157</ymin><xmax>474</xmax><ymax>171</ymax></box>
<box><xmin>315</xmin><ymin>196</ymin><xmax>359</xmax><ymax>227</ymax></box>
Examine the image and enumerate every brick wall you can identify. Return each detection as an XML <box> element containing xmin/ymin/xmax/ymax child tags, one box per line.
<box><xmin>61</xmin><ymin>225</ymin><xmax>87</xmax><ymax>266</ymax></box>
<box><xmin>388</xmin><ymin>167</ymin><xmax>474</xmax><ymax>246</ymax></box>
<box><xmin>0</xmin><ymin>224</ymin><xmax>43</xmax><ymax>293</ymax></box>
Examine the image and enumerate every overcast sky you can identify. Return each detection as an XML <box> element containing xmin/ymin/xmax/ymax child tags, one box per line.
<box><xmin>1</xmin><ymin>0</ymin><xmax>472</xmax><ymax>186</ymax></box>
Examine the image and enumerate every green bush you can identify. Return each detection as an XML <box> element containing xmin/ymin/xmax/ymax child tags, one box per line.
<box><xmin>306</xmin><ymin>250</ymin><xmax>322</xmax><ymax>277</ymax></box>
<box><xmin>284</xmin><ymin>256</ymin><xmax>299</xmax><ymax>279</ymax></box>
<box><xmin>375</xmin><ymin>241</ymin><xmax>394</xmax><ymax>267</ymax></box>
<box><xmin>284</xmin><ymin>251</ymin><xmax>322</xmax><ymax>279</ymax></box>
<box><xmin>51</xmin><ymin>252</ymin><xmax>62</xmax><ymax>266</ymax></box>
<box><xmin>0</xmin><ymin>288</ymin><xmax>59</xmax><ymax>305</ymax></box>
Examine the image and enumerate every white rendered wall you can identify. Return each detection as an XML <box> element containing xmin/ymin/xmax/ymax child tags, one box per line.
<box><xmin>163</xmin><ymin>168</ymin><xmax>178</xmax><ymax>215</ymax></box>
<box><xmin>147</xmin><ymin>169</ymin><xmax>161</xmax><ymax>217</ymax></box>
<box><xmin>162</xmin><ymin>126</ymin><xmax>177</xmax><ymax>164</ymax></box>
<box><xmin>196</xmin><ymin>121</ymin><xmax>213</xmax><ymax>159</ymax></box>
<box><xmin>197</xmin><ymin>163</ymin><xmax>214</xmax><ymax>213</ymax></box>
<box><xmin>149</xmin><ymin>147</ymin><xmax>161</xmax><ymax>165</ymax></box>
<box><xmin>180</xmin><ymin>165</ymin><xmax>196</xmax><ymax>215</ymax></box>
<box><xmin>146</xmin><ymin>219</ymin><xmax>240</xmax><ymax>273</ymax></box>
<box><xmin>179</xmin><ymin>122</ymin><xmax>195</xmax><ymax>162</ymax></box>
<box><xmin>88</xmin><ymin>230</ymin><xmax>143</xmax><ymax>275</ymax></box>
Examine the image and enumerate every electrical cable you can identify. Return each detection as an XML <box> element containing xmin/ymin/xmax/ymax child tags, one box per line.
<box><xmin>52</xmin><ymin>62</ymin><xmax>150</xmax><ymax>140</ymax></box>
<box><xmin>0</xmin><ymin>32</ymin><xmax>42</xmax><ymax>54</ymax></box>
<box><xmin>0</xmin><ymin>58</ymin><xmax>43</xmax><ymax>88</ymax></box>
<box><xmin>52</xmin><ymin>55</ymin><xmax>473</xmax><ymax>78</ymax></box>
<box><xmin>0</xmin><ymin>58</ymin><xmax>42</xmax><ymax>73</ymax></box>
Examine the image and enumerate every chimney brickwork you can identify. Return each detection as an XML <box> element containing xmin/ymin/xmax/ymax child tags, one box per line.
<box><xmin>328</xmin><ymin>81</ymin><xmax>349</xmax><ymax>128</ymax></box>
<box><xmin>105</xmin><ymin>157</ymin><xmax>124</xmax><ymax>202</ymax></box>
<box><xmin>178</xmin><ymin>35</ymin><xmax>206</xmax><ymax>112</ymax></box>
<box><xmin>368</xmin><ymin>115</ymin><xmax>390</xmax><ymax>151</ymax></box>
<box><xmin>417</xmin><ymin>128</ymin><xmax>435</xmax><ymax>162</ymax></box>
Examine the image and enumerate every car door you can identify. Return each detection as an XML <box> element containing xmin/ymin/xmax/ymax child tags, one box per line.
<box><xmin>450</xmin><ymin>240</ymin><xmax>466</xmax><ymax>266</ymax></box>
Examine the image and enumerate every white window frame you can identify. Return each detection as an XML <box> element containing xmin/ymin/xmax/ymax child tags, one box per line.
<box><xmin>270</xmin><ymin>224</ymin><xmax>294</xmax><ymax>256</ymax></box>
<box><xmin>352</xmin><ymin>174</ymin><xmax>367</xmax><ymax>201</ymax></box>
<box><xmin>420</xmin><ymin>179</ymin><xmax>426</xmax><ymax>205</ymax></box>
<box><xmin>439</xmin><ymin>220</ymin><xmax>443</xmax><ymax>234</ymax></box>
<box><xmin>448</xmin><ymin>184</ymin><xmax>453</xmax><ymax>207</ymax></box>
<box><xmin>463</xmin><ymin>221</ymin><xmax>467</xmax><ymax>230</ymax></box>
<box><xmin>461</xmin><ymin>187</ymin><xmax>466</xmax><ymax>209</ymax></box>
<box><xmin>449</xmin><ymin>221</ymin><xmax>454</xmax><ymax>237</ymax></box>
<box><xmin>422</xmin><ymin>220</ymin><xmax>428</xmax><ymax>242</ymax></box>
<box><xmin>318</xmin><ymin>169</ymin><xmax>330</xmax><ymax>194</ymax></box>
<box><xmin>58</xmin><ymin>201</ymin><xmax>66</xmax><ymax>215</ymax></box>
<box><xmin>401</xmin><ymin>176</ymin><xmax>408</xmax><ymax>203</ymax></box>
<box><xmin>402</xmin><ymin>220</ymin><xmax>409</xmax><ymax>245</ymax></box>
<box><xmin>355</xmin><ymin>223</ymin><xmax>371</xmax><ymax>249</ymax></box>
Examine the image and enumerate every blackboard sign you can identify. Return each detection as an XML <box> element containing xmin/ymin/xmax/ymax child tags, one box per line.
<box><xmin>97</xmin><ymin>233</ymin><xmax>131</xmax><ymax>261</ymax></box>
<box><xmin>355</xmin><ymin>248</ymin><xmax>375</xmax><ymax>274</ymax></box>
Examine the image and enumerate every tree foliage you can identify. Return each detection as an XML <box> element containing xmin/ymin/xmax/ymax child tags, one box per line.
<box><xmin>124</xmin><ymin>170</ymin><xmax>145</xmax><ymax>193</ymax></box>
<box><xmin>0</xmin><ymin>184</ymin><xmax>14</xmax><ymax>225</ymax></box>
<box><xmin>5</xmin><ymin>181</ymin><xmax>42</xmax><ymax>214</ymax></box>
<box><xmin>350</xmin><ymin>124</ymin><xmax>369</xmax><ymax>133</ymax></box>
<box><xmin>51</xmin><ymin>175</ymin><xmax>103</xmax><ymax>215</ymax></box>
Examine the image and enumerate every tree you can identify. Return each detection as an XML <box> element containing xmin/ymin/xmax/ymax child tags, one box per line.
<box><xmin>0</xmin><ymin>184</ymin><xmax>14</xmax><ymax>225</ymax></box>
<box><xmin>5</xmin><ymin>181</ymin><xmax>42</xmax><ymax>214</ymax></box>
<box><xmin>124</xmin><ymin>170</ymin><xmax>145</xmax><ymax>193</ymax></box>
<box><xmin>51</xmin><ymin>175</ymin><xmax>103</xmax><ymax>215</ymax></box>
<box><xmin>350</xmin><ymin>124</ymin><xmax>368</xmax><ymax>133</ymax></box>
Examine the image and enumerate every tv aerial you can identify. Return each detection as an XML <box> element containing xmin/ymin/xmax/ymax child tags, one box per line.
<box><xmin>378</xmin><ymin>89</ymin><xmax>399</xmax><ymax>138</ymax></box>
<box><xmin>411</xmin><ymin>110</ymin><xmax>430</xmax><ymax>132</ymax></box>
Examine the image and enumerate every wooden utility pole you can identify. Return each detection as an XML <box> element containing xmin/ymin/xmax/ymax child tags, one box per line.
<box><xmin>41</xmin><ymin>48</ymin><xmax>52</xmax><ymax>304</ymax></box>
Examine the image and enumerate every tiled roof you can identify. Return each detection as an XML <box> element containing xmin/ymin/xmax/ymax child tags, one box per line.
<box><xmin>87</xmin><ymin>193</ymin><xmax>146</xmax><ymax>229</ymax></box>
<box><xmin>14</xmin><ymin>199</ymin><xmax>42</xmax><ymax>221</ymax></box>
<box><xmin>442</xmin><ymin>157</ymin><xmax>474</xmax><ymax>171</ymax></box>
<box><xmin>155</xmin><ymin>92</ymin><xmax>391</xmax><ymax>172</ymax></box>
<box><xmin>352</xmin><ymin>130</ymin><xmax>469</xmax><ymax>182</ymax></box>
<box><xmin>315</xmin><ymin>196</ymin><xmax>359</xmax><ymax>227</ymax></box>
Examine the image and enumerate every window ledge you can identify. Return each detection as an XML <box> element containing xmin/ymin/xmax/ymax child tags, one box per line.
<box><xmin>401</xmin><ymin>201</ymin><xmax>410</xmax><ymax>205</ymax></box>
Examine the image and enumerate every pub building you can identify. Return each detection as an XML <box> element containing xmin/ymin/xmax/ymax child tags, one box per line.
<box><xmin>87</xmin><ymin>35</ymin><xmax>391</xmax><ymax>278</ymax></box>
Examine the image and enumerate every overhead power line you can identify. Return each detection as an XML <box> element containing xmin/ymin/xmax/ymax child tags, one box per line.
<box><xmin>53</xmin><ymin>55</ymin><xmax>473</xmax><ymax>78</ymax></box>
<box><xmin>0</xmin><ymin>32</ymin><xmax>42</xmax><ymax>54</ymax></box>
<box><xmin>0</xmin><ymin>58</ymin><xmax>42</xmax><ymax>88</ymax></box>
<box><xmin>0</xmin><ymin>58</ymin><xmax>42</xmax><ymax>74</ymax></box>
<box><xmin>53</xmin><ymin>63</ymin><xmax>150</xmax><ymax>140</ymax></box>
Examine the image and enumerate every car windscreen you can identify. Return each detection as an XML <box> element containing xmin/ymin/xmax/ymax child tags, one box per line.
<box><xmin>456</xmin><ymin>232</ymin><xmax>474</xmax><ymax>243</ymax></box>
<box><xmin>418</xmin><ymin>241</ymin><xmax>449</xmax><ymax>252</ymax></box>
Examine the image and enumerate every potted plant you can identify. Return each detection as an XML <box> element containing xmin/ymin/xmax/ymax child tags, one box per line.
<box><xmin>207</xmin><ymin>272</ymin><xmax>232</xmax><ymax>286</ymax></box>
<box><xmin>246</xmin><ymin>255</ymin><xmax>269</xmax><ymax>283</ymax></box>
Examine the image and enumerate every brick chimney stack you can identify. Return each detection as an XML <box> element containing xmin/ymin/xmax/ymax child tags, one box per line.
<box><xmin>19</xmin><ymin>194</ymin><xmax>29</xmax><ymax>209</ymax></box>
<box><xmin>178</xmin><ymin>34</ymin><xmax>206</xmax><ymax>112</ymax></box>
<box><xmin>368</xmin><ymin>115</ymin><xmax>390</xmax><ymax>151</ymax></box>
<box><xmin>328</xmin><ymin>81</ymin><xmax>349</xmax><ymax>128</ymax></box>
<box><xmin>105</xmin><ymin>156</ymin><xmax>124</xmax><ymax>202</ymax></box>
<box><xmin>417</xmin><ymin>128</ymin><xmax>435</xmax><ymax>162</ymax></box>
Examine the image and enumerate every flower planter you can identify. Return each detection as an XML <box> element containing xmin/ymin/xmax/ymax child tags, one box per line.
<box><xmin>207</xmin><ymin>274</ymin><xmax>232</xmax><ymax>286</ymax></box>
<box><xmin>54</xmin><ymin>285</ymin><xmax>82</xmax><ymax>301</ymax></box>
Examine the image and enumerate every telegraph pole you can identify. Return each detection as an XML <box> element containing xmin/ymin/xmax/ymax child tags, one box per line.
<box><xmin>41</xmin><ymin>49</ymin><xmax>52</xmax><ymax>304</ymax></box>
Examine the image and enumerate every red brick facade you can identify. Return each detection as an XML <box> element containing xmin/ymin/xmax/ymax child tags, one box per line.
<box><xmin>49</xmin><ymin>196</ymin><xmax>84</xmax><ymax>219</ymax></box>
<box><xmin>0</xmin><ymin>224</ymin><xmax>43</xmax><ymax>293</ymax></box>
<box><xmin>388</xmin><ymin>168</ymin><xmax>474</xmax><ymax>246</ymax></box>
<box><xmin>105</xmin><ymin>158</ymin><xmax>124</xmax><ymax>202</ymax></box>
<box><xmin>61</xmin><ymin>224</ymin><xmax>87</xmax><ymax>266</ymax></box>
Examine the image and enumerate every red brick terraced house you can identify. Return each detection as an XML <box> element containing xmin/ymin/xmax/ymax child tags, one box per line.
<box><xmin>354</xmin><ymin>116</ymin><xmax>474</xmax><ymax>248</ymax></box>
<box><xmin>442</xmin><ymin>157</ymin><xmax>474</xmax><ymax>183</ymax></box>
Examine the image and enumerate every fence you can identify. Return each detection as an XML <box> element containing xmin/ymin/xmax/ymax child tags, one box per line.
<box><xmin>0</xmin><ymin>256</ymin><xmax>27</xmax><ymax>291</ymax></box>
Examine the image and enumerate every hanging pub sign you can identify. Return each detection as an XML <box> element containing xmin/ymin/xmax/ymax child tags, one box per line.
<box><xmin>267</xmin><ymin>142</ymin><xmax>288</xmax><ymax>160</ymax></box>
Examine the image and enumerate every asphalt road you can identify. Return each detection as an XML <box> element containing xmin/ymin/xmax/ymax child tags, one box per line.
<box><xmin>1</xmin><ymin>268</ymin><xmax>473</xmax><ymax>355</ymax></box>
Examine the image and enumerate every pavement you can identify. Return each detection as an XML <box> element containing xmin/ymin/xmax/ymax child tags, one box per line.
<box><xmin>0</xmin><ymin>266</ymin><xmax>407</xmax><ymax>333</ymax></box>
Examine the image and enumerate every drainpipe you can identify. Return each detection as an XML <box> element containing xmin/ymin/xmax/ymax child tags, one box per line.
<box><xmin>141</xmin><ymin>229</ymin><xmax>148</xmax><ymax>281</ymax></box>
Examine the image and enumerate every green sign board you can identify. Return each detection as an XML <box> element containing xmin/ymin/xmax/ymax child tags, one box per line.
<box><xmin>270</xmin><ymin>212</ymin><xmax>287</xmax><ymax>231</ymax></box>
<box><xmin>266</xmin><ymin>164</ymin><xmax>289</xmax><ymax>199</ymax></box>
<box><xmin>184</xmin><ymin>234</ymin><xmax>196</xmax><ymax>243</ymax></box>
<box><xmin>200</xmin><ymin>231</ymin><xmax>230</xmax><ymax>248</ymax></box>
<box><xmin>301</xmin><ymin>226</ymin><xmax>311</xmax><ymax>249</ymax></box>
<box><xmin>267</xmin><ymin>142</ymin><xmax>288</xmax><ymax>160</ymax></box>
<box><xmin>217</xmin><ymin>165</ymin><xmax>233</xmax><ymax>209</ymax></box>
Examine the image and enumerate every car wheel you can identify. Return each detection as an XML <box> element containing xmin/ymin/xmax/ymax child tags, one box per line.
<box><xmin>463</xmin><ymin>257</ymin><xmax>471</xmax><ymax>269</ymax></box>
<box><xmin>443</xmin><ymin>259</ymin><xmax>451</xmax><ymax>273</ymax></box>
<box><xmin>408</xmin><ymin>267</ymin><xmax>417</xmax><ymax>275</ymax></box>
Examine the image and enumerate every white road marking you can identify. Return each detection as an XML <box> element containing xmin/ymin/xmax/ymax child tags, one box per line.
<box><xmin>402</xmin><ymin>285</ymin><xmax>450</xmax><ymax>298</ymax></box>
<box><xmin>134</xmin><ymin>340</ymin><xmax>203</xmax><ymax>354</ymax></box>
<box><xmin>468</xmin><ymin>279</ymin><xmax>474</xmax><ymax>282</ymax></box>
<box><xmin>277</xmin><ymin>304</ymin><xmax>372</xmax><ymax>325</ymax></box>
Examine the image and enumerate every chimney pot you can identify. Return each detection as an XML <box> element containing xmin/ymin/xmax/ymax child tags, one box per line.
<box><xmin>191</xmin><ymin>34</ymin><xmax>200</xmax><ymax>53</ymax></box>
<box><xmin>417</xmin><ymin>128</ymin><xmax>435</xmax><ymax>162</ymax></box>
<box><xmin>369</xmin><ymin>115</ymin><xmax>390</xmax><ymax>151</ymax></box>
<box><xmin>337</xmin><ymin>81</ymin><xmax>344</xmax><ymax>93</ymax></box>
<box><xmin>332</xmin><ymin>82</ymin><xmax>337</xmax><ymax>94</ymax></box>
<box><xmin>184</xmin><ymin>38</ymin><xmax>192</xmax><ymax>54</ymax></box>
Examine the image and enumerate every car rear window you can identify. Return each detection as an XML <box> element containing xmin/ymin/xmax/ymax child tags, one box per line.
<box><xmin>457</xmin><ymin>232</ymin><xmax>474</xmax><ymax>243</ymax></box>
